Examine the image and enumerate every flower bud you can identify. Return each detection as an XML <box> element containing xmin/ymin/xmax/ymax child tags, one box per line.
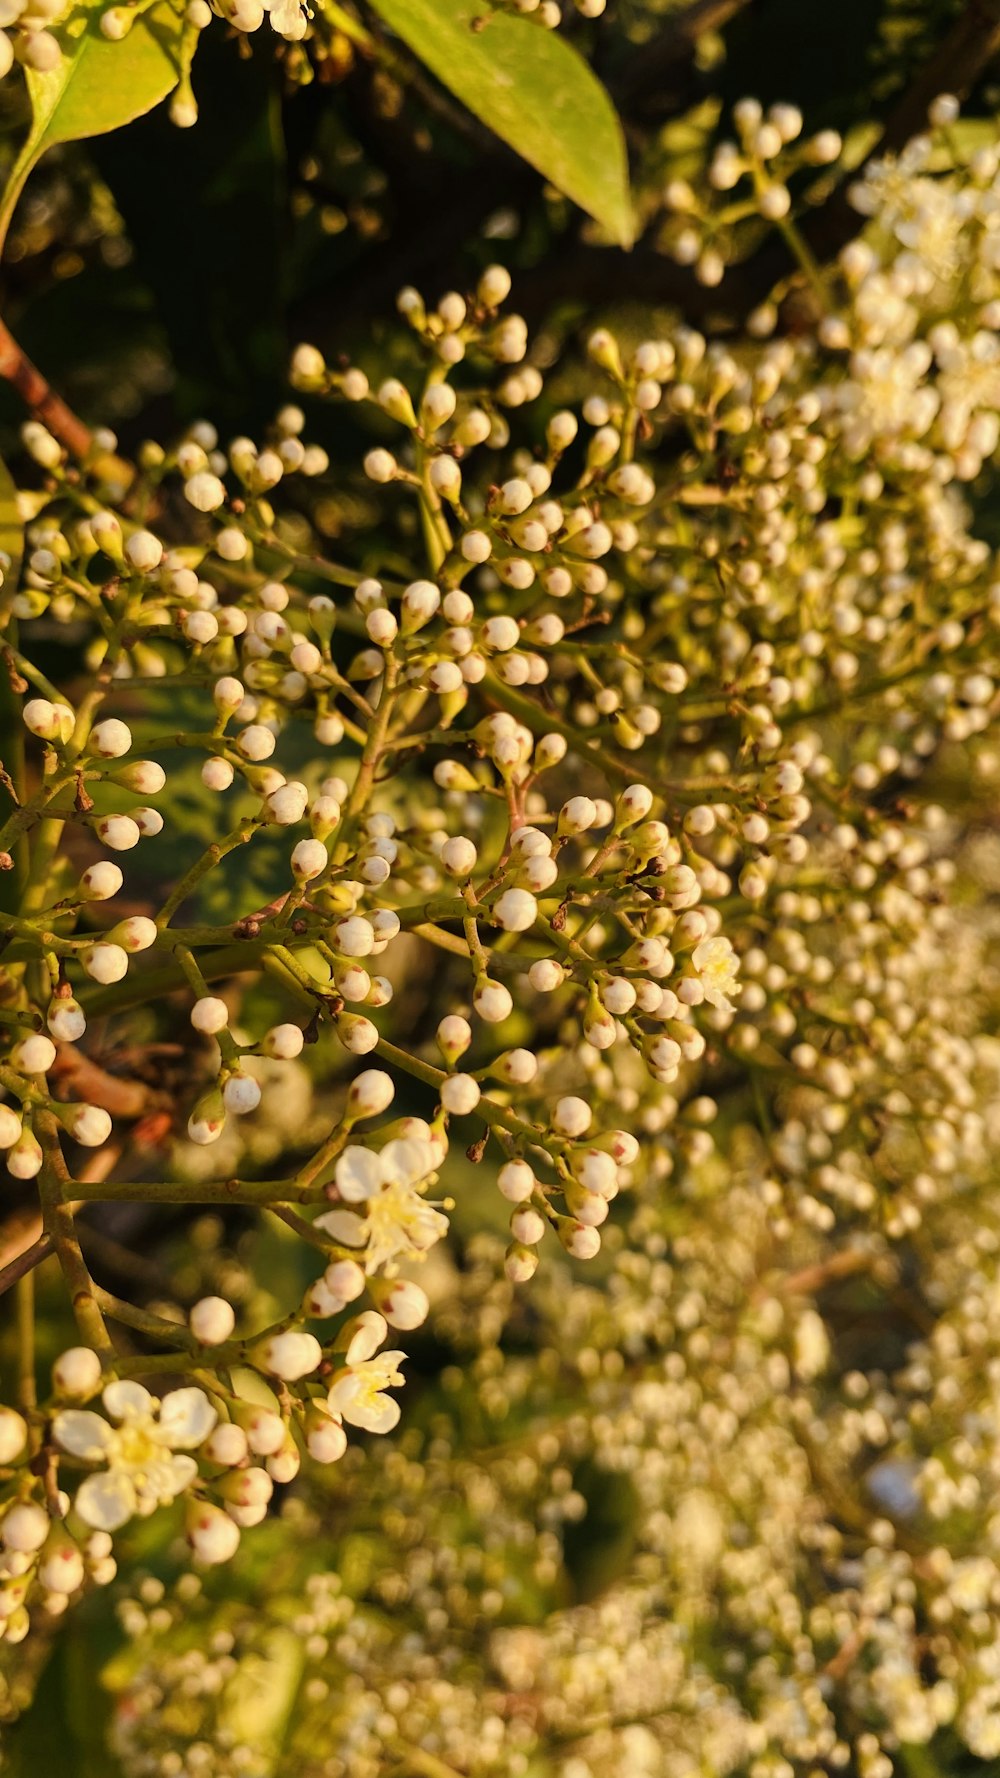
<box><xmin>10</xmin><ymin>1034</ymin><xmax>55</xmax><ymax>1075</ymax></box>
<box><xmin>187</xmin><ymin>1501</ymin><xmax>240</xmax><ymax>1565</ymax></box>
<box><xmin>440</xmin><ymin>1073</ymin><xmax>481</xmax><ymax>1116</ymax></box>
<box><xmin>223</xmin><ymin>1073</ymin><xmax>262</xmax><ymax>1115</ymax></box>
<box><xmin>0</xmin><ymin>1408</ymin><xmax>27</xmax><ymax>1464</ymax></box>
<box><xmin>305</xmin><ymin>1408</ymin><xmax>348</xmax><ymax>1464</ymax></box>
<box><xmin>291</xmin><ymin>838</ymin><xmax>328</xmax><ymax>881</ymax></box>
<box><xmin>88</xmin><ymin>718</ymin><xmax>132</xmax><ymax>758</ymax></box>
<box><xmin>190</xmin><ymin>1296</ymin><xmax>236</xmax><ymax>1345</ymax></box>
<box><xmin>191</xmin><ymin>996</ymin><xmax>229</xmax><ymax>1035</ymax></box>
<box><xmin>346</xmin><ymin>1069</ymin><xmax>395</xmax><ymax>1117</ymax></box>
<box><xmin>255</xmin><ymin>1330</ymin><xmax>322</xmax><ymax>1381</ymax></box>
<box><xmin>80</xmin><ymin>862</ymin><xmax>123</xmax><ymax>901</ymax></box>
<box><xmin>64</xmin><ymin>1105</ymin><xmax>113</xmax><ymax>1147</ymax></box>
<box><xmin>2</xmin><ymin>1503</ymin><xmax>49</xmax><ymax>1553</ymax></box>
<box><xmin>122</xmin><ymin>527</ymin><xmax>162</xmax><ymax>572</ymax></box>
<box><xmin>53</xmin><ymin>1346</ymin><xmax>103</xmax><ymax>1397</ymax></box>
<box><xmin>337</xmin><ymin>1014</ymin><xmax>379</xmax><ymax>1055</ymax></box>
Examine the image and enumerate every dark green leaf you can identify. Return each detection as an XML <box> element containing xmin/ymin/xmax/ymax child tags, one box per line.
<box><xmin>366</xmin><ymin>0</ymin><xmax>633</xmax><ymax>244</ymax></box>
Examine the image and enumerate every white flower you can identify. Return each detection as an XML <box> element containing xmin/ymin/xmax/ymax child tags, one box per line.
<box><xmin>316</xmin><ymin>1138</ymin><xmax>447</xmax><ymax>1275</ymax></box>
<box><xmin>327</xmin><ymin>1345</ymin><xmax>406</xmax><ymax>1434</ymax></box>
<box><xmin>691</xmin><ymin>935</ymin><xmax>741</xmax><ymax>1011</ymax></box>
<box><xmin>53</xmin><ymin>1381</ymin><xmax>217</xmax><ymax>1531</ymax></box>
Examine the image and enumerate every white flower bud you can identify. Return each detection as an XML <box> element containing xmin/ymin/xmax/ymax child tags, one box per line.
<box><xmin>22</xmin><ymin>421</ymin><xmax>62</xmax><ymax>469</ymax></box>
<box><xmin>89</xmin><ymin>718</ymin><xmax>132</xmax><ymax>758</ymax></box>
<box><xmin>187</xmin><ymin>1501</ymin><xmax>241</xmax><ymax>1565</ymax></box>
<box><xmin>366</xmin><ymin>608</ymin><xmax>398</xmax><ymax>647</ymax></box>
<box><xmin>265</xmin><ymin>781</ymin><xmax>309</xmax><ymax>825</ymax></box>
<box><xmin>2</xmin><ymin>1503</ymin><xmax>49</xmax><ymax>1553</ymax></box>
<box><xmin>213</xmin><ymin>675</ymin><xmax>245</xmax><ymax>710</ymax></box>
<box><xmin>559</xmin><ymin>796</ymin><xmax>598</xmax><ymax>835</ymax></box>
<box><xmin>332</xmin><ymin>915</ymin><xmax>374</xmax><ymax>956</ymax></box>
<box><xmin>0</xmin><ymin>1105</ymin><xmax>21</xmax><ymax>1148</ymax></box>
<box><xmin>190</xmin><ymin>1296</ymin><xmax>236</xmax><ymax>1344</ymax></box>
<box><xmin>67</xmin><ymin>1105</ymin><xmax>113</xmax><ymax>1147</ymax></box>
<box><xmin>337</xmin><ymin>1013</ymin><xmax>379</xmax><ymax>1054</ymax></box>
<box><xmin>236</xmin><ymin>724</ymin><xmax>276</xmax><ymax>761</ymax></box>
<box><xmin>185</xmin><ymin>472</ymin><xmax>227</xmax><ymax>512</ymax></box>
<box><xmin>53</xmin><ymin>1346</ymin><xmax>103</xmax><ymax>1397</ymax></box>
<box><xmin>96</xmin><ymin>815</ymin><xmax>140</xmax><ymax>851</ymax></box>
<box><xmin>79</xmin><ymin>862</ymin><xmax>123</xmax><ymax>901</ymax></box>
<box><xmin>347</xmin><ymin>1068</ymin><xmax>395</xmax><ymax>1117</ymax></box>
<box><xmin>115</xmin><ymin>760</ymin><xmax>166</xmax><ymax>796</ymax></box>
<box><xmin>552</xmin><ymin>1095</ymin><xmax>591</xmax><ymax>1137</ymax></box>
<box><xmin>202</xmin><ymin>756</ymin><xmax>235</xmax><ymax>791</ymax></box>
<box><xmin>191</xmin><ymin>996</ymin><xmax>229</xmax><ymax>1035</ymax></box>
<box><xmin>562</xmin><ymin>1221</ymin><xmax>602</xmax><ymax>1259</ymax></box>
<box><xmin>440</xmin><ymin>1074</ymin><xmax>481</xmax><ymax>1115</ymax></box>
<box><xmin>477</xmin><ymin>263</ymin><xmax>512</xmax><ymax>307</ymax></box>
<box><xmin>440</xmin><ymin>835</ymin><xmax>478</xmax><ymax>877</ymax></box>
<box><xmin>375</xmin><ymin>1278</ymin><xmax>430</xmax><ymax>1330</ymax></box>
<box><xmin>498</xmin><ymin>478</ymin><xmax>533</xmax><ymax>516</ymax></box>
<box><xmin>473</xmin><ymin>979</ymin><xmax>513</xmax><ymax>1023</ymax></box>
<box><xmin>23</xmin><ymin>698</ymin><xmax>73</xmax><ymax>743</ymax></box>
<box><xmin>492</xmin><ymin>888</ymin><xmax>537</xmax><ymax>932</ymax></box>
<box><xmin>203</xmin><ymin>1422</ymin><xmax>248</xmax><ymax>1465</ymax></box>
<box><xmin>11</xmin><ymin>1034</ymin><xmax>55</xmax><ymax>1075</ymax></box>
<box><xmin>291</xmin><ymin>838</ymin><xmax>328</xmax><ymax>881</ymax></box>
<box><xmin>111</xmin><ymin>916</ymin><xmax>157</xmax><ymax>953</ymax></box>
<box><xmin>262</xmin><ymin>1023</ymin><xmax>304</xmax><ymax>1060</ymax></box>
<box><xmin>0</xmin><ymin>1409</ymin><xmax>27</xmax><ymax>1465</ymax></box>
<box><xmin>124</xmin><ymin>530</ymin><xmax>162</xmax><ymax>572</ymax></box>
<box><xmin>223</xmin><ymin>1073</ymin><xmax>262</xmax><ymax>1115</ymax></box>
<box><xmin>364</xmin><ymin>448</ymin><xmax>397</xmax><ymax>483</ymax></box>
<box><xmin>401</xmin><ymin>580</ymin><xmax>441</xmax><ymax>632</ymax></box>
<box><xmin>306</xmin><ymin>1411</ymin><xmax>348</xmax><ymax>1464</ymax></box>
<box><xmin>314</xmin><ymin>1259</ymin><xmax>366</xmax><ymax>1313</ymax></box>
<box><xmin>256</xmin><ymin>1330</ymin><xmax>322</xmax><ymax>1381</ymax></box>
<box><xmin>182</xmin><ymin>609</ymin><xmax>219</xmax><ymax>644</ymax></box>
<box><xmin>498</xmin><ymin>1159</ymin><xmax>534</xmax><ymax>1202</ymax></box>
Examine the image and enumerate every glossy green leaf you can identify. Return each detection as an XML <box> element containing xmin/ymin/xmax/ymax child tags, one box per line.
<box><xmin>0</xmin><ymin>2</ymin><xmax>183</xmax><ymax>249</ymax></box>
<box><xmin>366</xmin><ymin>0</ymin><xmax>633</xmax><ymax>245</ymax></box>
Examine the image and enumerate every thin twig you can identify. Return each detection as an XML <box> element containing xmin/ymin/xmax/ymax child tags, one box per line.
<box><xmin>0</xmin><ymin>316</ymin><xmax>93</xmax><ymax>460</ymax></box>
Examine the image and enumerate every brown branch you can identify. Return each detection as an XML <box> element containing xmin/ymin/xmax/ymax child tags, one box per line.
<box><xmin>0</xmin><ymin>1233</ymin><xmax>52</xmax><ymax>1298</ymax></box>
<box><xmin>0</xmin><ymin>315</ymin><xmax>93</xmax><ymax>460</ymax></box>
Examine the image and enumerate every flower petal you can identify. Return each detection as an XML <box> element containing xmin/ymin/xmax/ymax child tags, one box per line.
<box><xmin>379</xmin><ymin>1137</ymin><xmax>435</xmax><ymax>1188</ymax></box>
<box><xmin>52</xmin><ymin>1409</ymin><xmax>113</xmax><ymax>1462</ymax></box>
<box><xmin>156</xmin><ymin>1387</ymin><xmax>217</xmax><ymax>1450</ymax></box>
<box><xmin>345</xmin><ymin>1310</ymin><xmax>388</xmax><ymax>1365</ymax></box>
<box><xmin>334</xmin><ymin>1146</ymin><xmax>384</xmax><ymax>1202</ymax></box>
<box><xmin>164</xmin><ymin>1453</ymin><xmax>198</xmax><ymax>1497</ymax></box>
<box><xmin>102</xmin><ymin>1379</ymin><xmax>152</xmax><ymax>1421</ymax></box>
<box><xmin>74</xmin><ymin>1469</ymin><xmax>137</xmax><ymax>1531</ymax></box>
<box><xmin>314</xmin><ymin>1208</ymin><xmax>367</xmax><ymax>1247</ymax></box>
<box><xmin>346</xmin><ymin>1394</ymin><xmax>401</xmax><ymax>1434</ymax></box>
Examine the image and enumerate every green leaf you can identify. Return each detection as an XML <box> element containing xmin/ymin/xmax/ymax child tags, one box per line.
<box><xmin>365</xmin><ymin>0</ymin><xmax>633</xmax><ymax>245</ymax></box>
<box><xmin>0</xmin><ymin>1</ymin><xmax>183</xmax><ymax>250</ymax></box>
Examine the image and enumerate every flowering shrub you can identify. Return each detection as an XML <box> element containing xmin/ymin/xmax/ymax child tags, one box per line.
<box><xmin>2</xmin><ymin>0</ymin><xmax>1000</xmax><ymax>1769</ymax></box>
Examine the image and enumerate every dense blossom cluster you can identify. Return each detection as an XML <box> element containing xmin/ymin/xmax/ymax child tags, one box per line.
<box><xmin>1</xmin><ymin>90</ymin><xmax>1000</xmax><ymax>1770</ymax></box>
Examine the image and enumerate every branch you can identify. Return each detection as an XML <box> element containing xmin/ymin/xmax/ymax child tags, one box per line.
<box><xmin>0</xmin><ymin>1233</ymin><xmax>52</xmax><ymax>1299</ymax></box>
<box><xmin>0</xmin><ymin>316</ymin><xmax>94</xmax><ymax>461</ymax></box>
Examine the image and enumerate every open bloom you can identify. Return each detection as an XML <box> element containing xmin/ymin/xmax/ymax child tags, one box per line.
<box><xmin>316</xmin><ymin>1137</ymin><xmax>448</xmax><ymax>1274</ymax></box>
<box><xmin>327</xmin><ymin>1318</ymin><xmax>406</xmax><ymax>1434</ymax></box>
<box><xmin>691</xmin><ymin>936</ymin><xmax>740</xmax><ymax>1012</ymax></box>
<box><xmin>53</xmin><ymin>1381</ymin><xmax>217</xmax><ymax>1532</ymax></box>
